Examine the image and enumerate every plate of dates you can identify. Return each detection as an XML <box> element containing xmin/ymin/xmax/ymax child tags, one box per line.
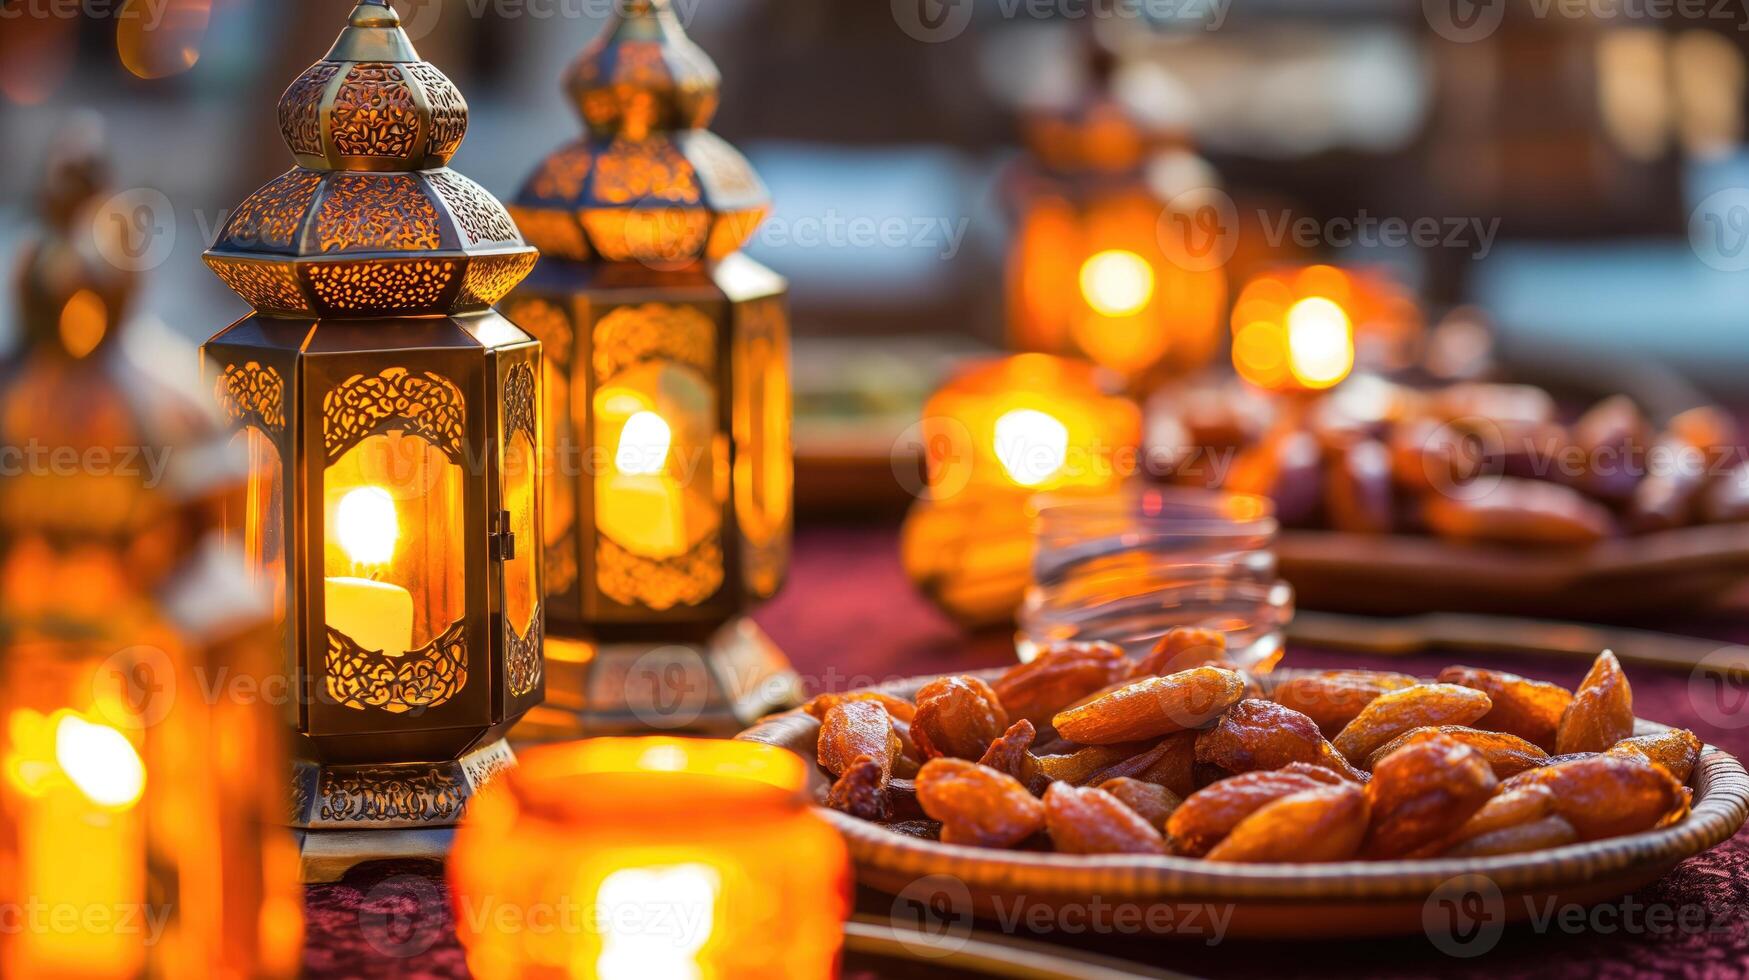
<box><xmin>738</xmin><ymin>632</ymin><xmax>1749</xmax><ymax>938</ymax></box>
<box><xmin>1148</xmin><ymin>379</ymin><xmax>1749</xmax><ymax>617</ymax></box>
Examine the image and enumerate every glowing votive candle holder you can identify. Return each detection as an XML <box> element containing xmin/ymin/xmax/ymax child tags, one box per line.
<box><xmin>450</xmin><ymin>737</ymin><xmax>850</xmax><ymax>980</ymax></box>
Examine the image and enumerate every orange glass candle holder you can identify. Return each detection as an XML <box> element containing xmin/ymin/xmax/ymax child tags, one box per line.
<box><xmin>901</xmin><ymin>354</ymin><xmax>1140</xmax><ymax>626</ymax></box>
<box><xmin>917</xmin><ymin>353</ymin><xmax>1141</xmax><ymax>500</ymax></box>
<box><xmin>451</xmin><ymin>737</ymin><xmax>849</xmax><ymax>980</ymax></box>
<box><xmin>1229</xmin><ymin>265</ymin><xmax>1421</xmax><ymax>393</ymax></box>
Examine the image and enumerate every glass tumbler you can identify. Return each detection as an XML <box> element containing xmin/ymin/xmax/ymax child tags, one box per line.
<box><xmin>1018</xmin><ymin>485</ymin><xmax>1292</xmax><ymax>672</ymax></box>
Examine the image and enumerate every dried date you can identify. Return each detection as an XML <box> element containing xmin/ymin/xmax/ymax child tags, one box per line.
<box><xmin>1555</xmin><ymin>651</ymin><xmax>1634</xmax><ymax>755</ymax></box>
<box><xmin>1043</xmin><ymin>782</ymin><xmax>1169</xmax><ymax>855</ymax></box>
<box><xmin>912</xmin><ymin>675</ymin><xmax>1010</xmax><ymax>761</ymax></box>
<box><xmin>1053</xmin><ymin>667</ymin><xmax>1248</xmax><ymax>744</ymax></box>
<box><xmin>1331</xmin><ymin>683</ymin><xmax>1493</xmax><ymax>765</ymax></box>
<box><xmin>914</xmin><ymin>758</ymin><xmax>1046</xmax><ymax>848</ymax></box>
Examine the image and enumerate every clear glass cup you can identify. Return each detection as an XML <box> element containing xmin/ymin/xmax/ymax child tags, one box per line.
<box><xmin>1017</xmin><ymin>486</ymin><xmax>1292</xmax><ymax>672</ymax></box>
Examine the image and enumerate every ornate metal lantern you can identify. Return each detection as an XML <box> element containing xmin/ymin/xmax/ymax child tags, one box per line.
<box><xmin>0</xmin><ymin>125</ymin><xmax>302</xmax><ymax>978</ymax></box>
<box><xmin>1006</xmin><ymin>88</ymin><xmax>1228</xmax><ymax>386</ymax></box>
<box><xmin>504</xmin><ymin>0</ymin><xmax>798</xmax><ymax>736</ymax></box>
<box><xmin>200</xmin><ymin>0</ymin><xmax>544</xmax><ymax>878</ymax></box>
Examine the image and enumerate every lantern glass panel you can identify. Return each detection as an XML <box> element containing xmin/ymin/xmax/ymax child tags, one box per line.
<box><xmin>321</xmin><ymin>431</ymin><xmax>466</xmax><ymax>656</ymax></box>
<box><xmin>733</xmin><ymin>321</ymin><xmax>791</xmax><ymax>595</ymax></box>
<box><xmin>541</xmin><ymin>358</ymin><xmax>575</xmax><ymax>573</ymax></box>
<box><xmin>223</xmin><ymin>427</ymin><xmax>287</xmax><ymax>623</ymax></box>
<box><xmin>1</xmin><ymin>644</ymin><xmax>148</xmax><ymax>977</ymax></box>
<box><xmin>504</xmin><ymin>428</ymin><xmax>538</xmax><ymax>637</ymax></box>
<box><xmin>593</xmin><ymin>362</ymin><xmax>720</xmax><ymax>559</ymax></box>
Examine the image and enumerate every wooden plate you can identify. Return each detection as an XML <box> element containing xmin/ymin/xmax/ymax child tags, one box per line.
<box><xmin>1277</xmin><ymin>523</ymin><xmax>1749</xmax><ymax>618</ymax></box>
<box><xmin>738</xmin><ymin>668</ymin><xmax>1749</xmax><ymax>939</ymax></box>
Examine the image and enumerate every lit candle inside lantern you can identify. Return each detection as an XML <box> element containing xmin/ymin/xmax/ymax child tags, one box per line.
<box><xmin>600</xmin><ymin>406</ymin><xmax>689</xmax><ymax>557</ymax></box>
<box><xmin>993</xmin><ymin>407</ymin><xmax>1070</xmax><ymax>487</ymax></box>
<box><xmin>451</xmin><ymin>738</ymin><xmax>849</xmax><ymax>980</ymax></box>
<box><xmin>1231</xmin><ymin>265</ymin><xmax>1415</xmax><ymax>393</ymax></box>
<box><xmin>903</xmin><ymin>354</ymin><xmax>1141</xmax><ymax>625</ymax></box>
<box><xmin>1284</xmin><ymin>296</ymin><xmax>1354</xmax><ymax>390</ymax></box>
<box><xmin>4</xmin><ymin>707</ymin><xmax>147</xmax><ymax>977</ymax></box>
<box><xmin>323</xmin><ymin>486</ymin><xmax>413</xmax><ymax>657</ymax></box>
<box><xmin>1078</xmin><ymin>248</ymin><xmax>1155</xmax><ymax>318</ymax></box>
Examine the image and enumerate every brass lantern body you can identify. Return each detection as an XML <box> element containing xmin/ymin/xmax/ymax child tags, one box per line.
<box><xmin>0</xmin><ymin>125</ymin><xmax>302</xmax><ymax>978</ymax></box>
<box><xmin>200</xmin><ymin>1</ymin><xmax>544</xmax><ymax>880</ymax></box>
<box><xmin>506</xmin><ymin>0</ymin><xmax>797</xmax><ymax>737</ymax></box>
<box><xmin>1006</xmin><ymin>98</ymin><xmax>1228</xmax><ymax>387</ymax></box>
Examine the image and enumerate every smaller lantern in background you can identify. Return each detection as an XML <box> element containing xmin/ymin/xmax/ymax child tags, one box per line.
<box><xmin>1230</xmin><ymin>265</ymin><xmax>1421</xmax><ymax>394</ymax></box>
<box><xmin>0</xmin><ymin>122</ymin><xmax>301</xmax><ymax>980</ymax></box>
<box><xmin>451</xmin><ymin>737</ymin><xmax>849</xmax><ymax>980</ymax></box>
<box><xmin>1005</xmin><ymin>41</ymin><xmax>1228</xmax><ymax>386</ymax></box>
<box><xmin>503</xmin><ymin>0</ymin><xmax>799</xmax><ymax>738</ymax></box>
<box><xmin>200</xmin><ymin>1</ymin><xmax>544</xmax><ymax>879</ymax></box>
<box><xmin>901</xmin><ymin>354</ymin><xmax>1141</xmax><ymax>626</ymax></box>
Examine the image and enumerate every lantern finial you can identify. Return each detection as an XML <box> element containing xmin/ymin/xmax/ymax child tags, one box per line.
<box><xmin>13</xmin><ymin>115</ymin><xmax>138</xmax><ymax>358</ymax></box>
<box><xmin>202</xmin><ymin>2</ymin><xmax>536</xmax><ymax>319</ymax></box>
<box><xmin>509</xmin><ymin>0</ymin><xmax>769</xmax><ymax>267</ymax></box>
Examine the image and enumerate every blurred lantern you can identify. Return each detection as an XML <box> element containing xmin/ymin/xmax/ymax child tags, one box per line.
<box><xmin>1229</xmin><ymin>265</ymin><xmax>1421</xmax><ymax>394</ymax></box>
<box><xmin>199</xmin><ymin>1</ymin><xmax>544</xmax><ymax>879</ymax></box>
<box><xmin>1005</xmin><ymin>58</ymin><xmax>1228</xmax><ymax>386</ymax></box>
<box><xmin>0</xmin><ymin>123</ymin><xmax>301</xmax><ymax>978</ymax></box>
<box><xmin>901</xmin><ymin>354</ymin><xmax>1140</xmax><ymax>626</ymax></box>
<box><xmin>452</xmin><ymin>737</ymin><xmax>849</xmax><ymax>980</ymax></box>
<box><xmin>502</xmin><ymin>0</ymin><xmax>798</xmax><ymax>737</ymax></box>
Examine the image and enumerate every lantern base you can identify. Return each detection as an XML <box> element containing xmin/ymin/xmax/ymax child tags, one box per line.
<box><xmin>511</xmin><ymin>617</ymin><xmax>802</xmax><ymax>741</ymax></box>
<box><xmin>291</xmin><ymin>737</ymin><xmax>515</xmax><ymax>883</ymax></box>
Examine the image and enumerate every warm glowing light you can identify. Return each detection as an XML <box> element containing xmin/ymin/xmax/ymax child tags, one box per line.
<box><xmin>116</xmin><ymin>0</ymin><xmax>213</xmax><ymax>80</ymax></box>
<box><xmin>58</xmin><ymin>289</ymin><xmax>107</xmax><ymax>358</ymax></box>
<box><xmin>616</xmin><ymin>411</ymin><xmax>672</xmax><ymax>476</ymax></box>
<box><xmin>596</xmin><ymin>865</ymin><xmax>719</xmax><ymax>980</ymax></box>
<box><xmin>335</xmin><ymin>486</ymin><xmax>398</xmax><ymax>566</ymax></box>
<box><xmin>993</xmin><ymin>408</ymin><xmax>1069</xmax><ymax>487</ymax></box>
<box><xmin>1285</xmin><ymin>297</ymin><xmax>1355</xmax><ymax>389</ymax></box>
<box><xmin>54</xmin><ymin>714</ymin><xmax>145</xmax><ymax>809</ymax></box>
<box><xmin>1232</xmin><ymin>320</ymin><xmax>1290</xmax><ymax>390</ymax></box>
<box><xmin>1078</xmin><ymin>249</ymin><xmax>1155</xmax><ymax>317</ymax></box>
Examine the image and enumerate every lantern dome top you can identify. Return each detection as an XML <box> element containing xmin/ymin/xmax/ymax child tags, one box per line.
<box><xmin>509</xmin><ymin>0</ymin><xmax>770</xmax><ymax>269</ymax></box>
<box><xmin>203</xmin><ymin>0</ymin><xmax>537</xmax><ymax>320</ymax></box>
<box><xmin>565</xmin><ymin>0</ymin><xmax>721</xmax><ymax>139</ymax></box>
<box><xmin>279</xmin><ymin>0</ymin><xmax>462</xmax><ymax>173</ymax></box>
<box><xmin>12</xmin><ymin>114</ymin><xmax>138</xmax><ymax>359</ymax></box>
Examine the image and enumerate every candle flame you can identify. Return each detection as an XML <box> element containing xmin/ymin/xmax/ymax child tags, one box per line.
<box><xmin>336</xmin><ymin>486</ymin><xmax>399</xmax><ymax>567</ymax></box>
<box><xmin>597</xmin><ymin>864</ymin><xmax>719</xmax><ymax>980</ymax></box>
<box><xmin>993</xmin><ymin>408</ymin><xmax>1069</xmax><ymax>487</ymax></box>
<box><xmin>1285</xmin><ymin>297</ymin><xmax>1355</xmax><ymax>389</ymax></box>
<box><xmin>1079</xmin><ymin>249</ymin><xmax>1155</xmax><ymax>317</ymax></box>
<box><xmin>616</xmin><ymin>410</ymin><xmax>673</xmax><ymax>476</ymax></box>
<box><xmin>54</xmin><ymin>714</ymin><xmax>145</xmax><ymax>810</ymax></box>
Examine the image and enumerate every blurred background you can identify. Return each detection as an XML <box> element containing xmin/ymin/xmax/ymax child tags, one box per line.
<box><xmin>7</xmin><ymin>0</ymin><xmax>1749</xmax><ymax>502</ymax></box>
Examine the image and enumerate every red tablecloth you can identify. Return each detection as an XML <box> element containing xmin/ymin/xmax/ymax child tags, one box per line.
<box><xmin>304</xmin><ymin>526</ymin><xmax>1749</xmax><ymax>979</ymax></box>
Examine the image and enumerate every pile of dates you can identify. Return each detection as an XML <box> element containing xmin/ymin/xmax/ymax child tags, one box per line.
<box><xmin>807</xmin><ymin>629</ymin><xmax>1698</xmax><ymax>861</ymax></box>
<box><xmin>1146</xmin><ymin>378</ymin><xmax>1748</xmax><ymax>546</ymax></box>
